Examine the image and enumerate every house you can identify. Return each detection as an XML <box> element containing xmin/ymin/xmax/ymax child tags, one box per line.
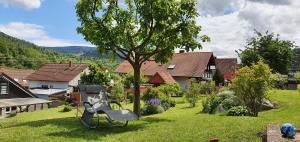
<box><xmin>25</xmin><ymin>63</ymin><xmax>89</xmax><ymax>101</ymax></box>
<box><xmin>0</xmin><ymin>73</ymin><xmax>51</xmax><ymax>118</ymax></box>
<box><xmin>215</xmin><ymin>58</ymin><xmax>238</xmax><ymax>82</ymax></box>
<box><xmin>116</xmin><ymin>52</ymin><xmax>217</xmax><ymax>89</ymax></box>
<box><xmin>0</xmin><ymin>68</ymin><xmax>35</xmax><ymax>88</ymax></box>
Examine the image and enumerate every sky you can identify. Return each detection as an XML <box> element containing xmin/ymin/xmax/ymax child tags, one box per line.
<box><xmin>0</xmin><ymin>0</ymin><xmax>299</xmax><ymax>58</ymax></box>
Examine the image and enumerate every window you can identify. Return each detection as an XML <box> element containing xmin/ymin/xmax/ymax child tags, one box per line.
<box><xmin>168</xmin><ymin>64</ymin><xmax>176</xmax><ymax>70</ymax></box>
<box><xmin>6</xmin><ymin>107</ymin><xmax>10</xmax><ymax>112</ymax></box>
<box><xmin>0</xmin><ymin>82</ymin><xmax>8</xmax><ymax>95</ymax></box>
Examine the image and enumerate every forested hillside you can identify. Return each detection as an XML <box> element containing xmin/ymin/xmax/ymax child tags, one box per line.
<box><xmin>0</xmin><ymin>32</ymin><xmax>83</xmax><ymax>69</ymax></box>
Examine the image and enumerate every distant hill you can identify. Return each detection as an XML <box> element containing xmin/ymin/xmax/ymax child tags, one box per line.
<box><xmin>45</xmin><ymin>46</ymin><xmax>97</xmax><ymax>55</ymax></box>
<box><xmin>45</xmin><ymin>46</ymin><xmax>121</xmax><ymax>61</ymax></box>
<box><xmin>0</xmin><ymin>32</ymin><xmax>103</xmax><ymax>69</ymax></box>
<box><xmin>0</xmin><ymin>31</ymin><xmax>67</xmax><ymax>69</ymax></box>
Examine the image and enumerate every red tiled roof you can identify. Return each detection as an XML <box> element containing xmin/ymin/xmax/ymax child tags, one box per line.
<box><xmin>0</xmin><ymin>68</ymin><xmax>35</xmax><ymax>87</ymax></box>
<box><xmin>149</xmin><ymin>71</ymin><xmax>177</xmax><ymax>84</ymax></box>
<box><xmin>25</xmin><ymin>64</ymin><xmax>88</xmax><ymax>82</ymax></box>
<box><xmin>115</xmin><ymin>52</ymin><xmax>215</xmax><ymax>77</ymax></box>
<box><xmin>215</xmin><ymin>58</ymin><xmax>237</xmax><ymax>75</ymax></box>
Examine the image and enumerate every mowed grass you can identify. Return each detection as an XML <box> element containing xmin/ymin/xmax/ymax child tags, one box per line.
<box><xmin>0</xmin><ymin>90</ymin><xmax>299</xmax><ymax>142</ymax></box>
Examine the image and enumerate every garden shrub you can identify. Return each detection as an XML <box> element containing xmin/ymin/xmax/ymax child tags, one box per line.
<box><xmin>232</xmin><ymin>60</ymin><xmax>274</xmax><ymax>117</ymax></box>
<box><xmin>142</xmin><ymin>87</ymin><xmax>160</xmax><ymax>102</ymax></box>
<box><xmin>62</xmin><ymin>104</ymin><xmax>72</xmax><ymax>112</ymax></box>
<box><xmin>156</xmin><ymin>83</ymin><xmax>182</xmax><ymax>98</ymax></box>
<box><xmin>141</xmin><ymin>98</ymin><xmax>164</xmax><ymax>115</ymax></box>
<box><xmin>227</xmin><ymin>106</ymin><xmax>248</xmax><ymax>116</ymax></box>
<box><xmin>199</xmin><ymin>82</ymin><xmax>210</xmax><ymax>95</ymax></box>
<box><xmin>185</xmin><ymin>79</ymin><xmax>202</xmax><ymax>107</ymax></box>
<box><xmin>202</xmin><ymin>90</ymin><xmax>240</xmax><ymax>114</ymax></box>
<box><xmin>110</xmin><ymin>79</ymin><xmax>125</xmax><ymax>103</ymax></box>
<box><xmin>142</xmin><ymin>85</ymin><xmax>178</xmax><ymax>111</ymax></box>
<box><xmin>297</xmin><ymin>84</ymin><xmax>300</xmax><ymax>94</ymax></box>
<box><xmin>202</xmin><ymin>95</ymin><xmax>222</xmax><ymax>114</ymax></box>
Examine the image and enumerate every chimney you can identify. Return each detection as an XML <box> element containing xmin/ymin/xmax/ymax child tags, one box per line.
<box><xmin>69</xmin><ymin>61</ymin><xmax>72</xmax><ymax>67</ymax></box>
<box><xmin>179</xmin><ymin>50</ymin><xmax>185</xmax><ymax>53</ymax></box>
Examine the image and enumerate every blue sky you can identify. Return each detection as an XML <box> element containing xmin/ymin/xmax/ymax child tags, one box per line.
<box><xmin>0</xmin><ymin>0</ymin><xmax>299</xmax><ymax>58</ymax></box>
<box><xmin>0</xmin><ymin>0</ymin><xmax>90</xmax><ymax>46</ymax></box>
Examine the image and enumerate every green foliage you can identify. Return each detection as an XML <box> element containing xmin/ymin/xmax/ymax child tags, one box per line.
<box><xmin>202</xmin><ymin>95</ymin><xmax>222</xmax><ymax>114</ymax></box>
<box><xmin>110</xmin><ymin>76</ymin><xmax>125</xmax><ymax>102</ymax></box>
<box><xmin>62</xmin><ymin>104</ymin><xmax>72</xmax><ymax>112</ymax></box>
<box><xmin>0</xmin><ymin>32</ymin><xmax>62</xmax><ymax>69</ymax></box>
<box><xmin>161</xmin><ymin>99</ymin><xmax>176</xmax><ymax>111</ymax></box>
<box><xmin>142</xmin><ymin>87</ymin><xmax>160</xmax><ymax>102</ymax></box>
<box><xmin>202</xmin><ymin>90</ymin><xmax>239</xmax><ymax>114</ymax></box>
<box><xmin>80</xmin><ymin>64</ymin><xmax>112</xmax><ymax>87</ymax></box>
<box><xmin>76</xmin><ymin>0</ymin><xmax>208</xmax><ymax>115</ymax></box>
<box><xmin>227</xmin><ymin>106</ymin><xmax>248</xmax><ymax>116</ymax></box>
<box><xmin>141</xmin><ymin>105</ymin><xmax>164</xmax><ymax>115</ymax></box>
<box><xmin>232</xmin><ymin>60</ymin><xmax>274</xmax><ymax>116</ymax></box>
<box><xmin>156</xmin><ymin>83</ymin><xmax>182</xmax><ymax>98</ymax></box>
<box><xmin>213</xmin><ymin>69</ymin><xmax>224</xmax><ymax>85</ymax></box>
<box><xmin>185</xmin><ymin>79</ymin><xmax>201</xmax><ymax>107</ymax></box>
<box><xmin>272</xmin><ymin>73</ymin><xmax>288</xmax><ymax>89</ymax></box>
<box><xmin>123</xmin><ymin>72</ymin><xmax>149</xmax><ymax>89</ymax></box>
<box><xmin>297</xmin><ymin>84</ymin><xmax>300</xmax><ymax>94</ymax></box>
<box><xmin>238</xmin><ymin>31</ymin><xmax>296</xmax><ymax>74</ymax></box>
<box><xmin>295</xmin><ymin>72</ymin><xmax>300</xmax><ymax>80</ymax></box>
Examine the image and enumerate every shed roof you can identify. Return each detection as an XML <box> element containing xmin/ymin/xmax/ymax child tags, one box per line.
<box><xmin>26</xmin><ymin>64</ymin><xmax>88</xmax><ymax>82</ymax></box>
<box><xmin>0</xmin><ymin>68</ymin><xmax>35</xmax><ymax>87</ymax></box>
<box><xmin>149</xmin><ymin>72</ymin><xmax>176</xmax><ymax>84</ymax></box>
<box><xmin>0</xmin><ymin>98</ymin><xmax>51</xmax><ymax>108</ymax></box>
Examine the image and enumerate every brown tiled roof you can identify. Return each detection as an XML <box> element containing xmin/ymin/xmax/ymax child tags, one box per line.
<box><xmin>0</xmin><ymin>68</ymin><xmax>35</xmax><ymax>87</ymax></box>
<box><xmin>25</xmin><ymin>64</ymin><xmax>88</xmax><ymax>82</ymax></box>
<box><xmin>149</xmin><ymin>71</ymin><xmax>177</xmax><ymax>84</ymax></box>
<box><xmin>215</xmin><ymin>58</ymin><xmax>237</xmax><ymax>75</ymax></box>
<box><xmin>115</xmin><ymin>52</ymin><xmax>215</xmax><ymax>77</ymax></box>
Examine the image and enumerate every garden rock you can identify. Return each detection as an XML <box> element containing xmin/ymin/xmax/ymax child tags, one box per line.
<box><xmin>261</xmin><ymin>99</ymin><xmax>274</xmax><ymax>111</ymax></box>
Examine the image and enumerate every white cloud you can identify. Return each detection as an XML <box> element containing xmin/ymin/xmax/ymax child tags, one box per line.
<box><xmin>196</xmin><ymin>0</ymin><xmax>300</xmax><ymax>58</ymax></box>
<box><xmin>0</xmin><ymin>0</ymin><xmax>43</xmax><ymax>10</ymax></box>
<box><xmin>0</xmin><ymin>22</ymin><xmax>89</xmax><ymax>47</ymax></box>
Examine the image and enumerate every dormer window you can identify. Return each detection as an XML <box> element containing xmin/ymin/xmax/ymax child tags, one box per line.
<box><xmin>168</xmin><ymin>64</ymin><xmax>176</xmax><ymax>70</ymax></box>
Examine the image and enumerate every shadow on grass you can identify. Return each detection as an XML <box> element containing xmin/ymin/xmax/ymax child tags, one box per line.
<box><xmin>2</xmin><ymin>116</ymin><xmax>173</xmax><ymax>141</ymax></box>
<box><xmin>141</xmin><ymin>117</ymin><xmax>174</xmax><ymax>123</ymax></box>
<box><xmin>3</xmin><ymin>117</ymin><xmax>146</xmax><ymax>141</ymax></box>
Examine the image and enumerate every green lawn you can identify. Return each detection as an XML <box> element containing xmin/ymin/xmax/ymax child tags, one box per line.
<box><xmin>0</xmin><ymin>90</ymin><xmax>299</xmax><ymax>142</ymax></box>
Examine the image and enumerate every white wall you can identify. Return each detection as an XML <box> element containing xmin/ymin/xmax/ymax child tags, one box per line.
<box><xmin>28</xmin><ymin>81</ymin><xmax>68</xmax><ymax>89</ymax></box>
<box><xmin>69</xmin><ymin>68</ymin><xmax>90</xmax><ymax>87</ymax></box>
<box><xmin>173</xmin><ymin>76</ymin><xmax>190</xmax><ymax>90</ymax></box>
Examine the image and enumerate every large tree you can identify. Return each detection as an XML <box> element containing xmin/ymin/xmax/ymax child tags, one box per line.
<box><xmin>76</xmin><ymin>0</ymin><xmax>208</xmax><ymax>116</ymax></box>
<box><xmin>237</xmin><ymin>31</ymin><xmax>296</xmax><ymax>74</ymax></box>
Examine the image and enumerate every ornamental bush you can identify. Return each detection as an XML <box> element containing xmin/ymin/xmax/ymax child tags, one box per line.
<box><xmin>232</xmin><ymin>60</ymin><xmax>274</xmax><ymax>117</ymax></box>
<box><xmin>202</xmin><ymin>95</ymin><xmax>222</xmax><ymax>114</ymax></box>
<box><xmin>227</xmin><ymin>106</ymin><xmax>248</xmax><ymax>116</ymax></box>
<box><xmin>62</xmin><ymin>104</ymin><xmax>72</xmax><ymax>112</ymax></box>
<box><xmin>202</xmin><ymin>90</ymin><xmax>240</xmax><ymax>114</ymax></box>
<box><xmin>185</xmin><ymin>79</ymin><xmax>202</xmax><ymax>107</ymax></box>
<box><xmin>141</xmin><ymin>105</ymin><xmax>164</xmax><ymax>115</ymax></box>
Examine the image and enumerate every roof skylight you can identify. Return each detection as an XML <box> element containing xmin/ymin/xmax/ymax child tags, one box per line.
<box><xmin>168</xmin><ymin>64</ymin><xmax>176</xmax><ymax>69</ymax></box>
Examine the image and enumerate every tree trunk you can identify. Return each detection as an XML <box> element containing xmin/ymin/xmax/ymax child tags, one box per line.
<box><xmin>133</xmin><ymin>63</ymin><xmax>141</xmax><ymax>117</ymax></box>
